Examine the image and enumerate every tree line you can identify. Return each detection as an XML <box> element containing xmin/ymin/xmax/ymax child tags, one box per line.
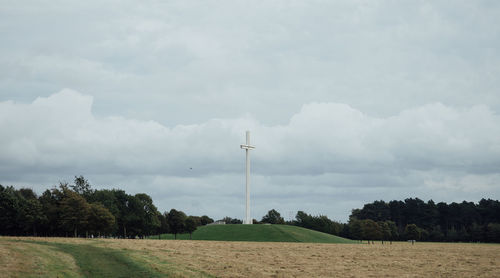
<box><xmin>256</xmin><ymin>200</ymin><xmax>500</xmax><ymax>243</ymax></box>
<box><xmin>2</xmin><ymin>177</ymin><xmax>499</xmax><ymax>242</ymax></box>
<box><xmin>347</xmin><ymin>198</ymin><xmax>500</xmax><ymax>242</ymax></box>
<box><xmin>0</xmin><ymin>176</ymin><xmax>214</xmax><ymax>238</ymax></box>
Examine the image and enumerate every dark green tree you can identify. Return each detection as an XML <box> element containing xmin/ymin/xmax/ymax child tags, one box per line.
<box><xmin>358</xmin><ymin>200</ymin><xmax>390</xmax><ymax>221</ymax></box>
<box><xmin>348</xmin><ymin>219</ymin><xmax>364</xmax><ymax>241</ymax></box>
<box><xmin>21</xmin><ymin>197</ymin><xmax>46</xmax><ymax>236</ymax></box>
<box><xmin>428</xmin><ymin>225</ymin><xmax>445</xmax><ymax>241</ymax></box>
<box><xmin>379</xmin><ymin>221</ymin><xmax>392</xmax><ymax>244</ymax></box>
<box><xmin>160</xmin><ymin>211</ymin><xmax>170</xmax><ymax>235</ymax></box>
<box><xmin>221</xmin><ymin>217</ymin><xmax>242</xmax><ymax>224</ymax></box>
<box><xmin>135</xmin><ymin>193</ymin><xmax>161</xmax><ymax>237</ymax></box>
<box><xmin>111</xmin><ymin>190</ymin><xmax>138</xmax><ymax>238</ymax></box>
<box><xmin>185</xmin><ymin>216</ymin><xmax>198</xmax><ymax>239</ymax></box>
<box><xmin>71</xmin><ymin>175</ymin><xmax>93</xmax><ymax>200</ymax></box>
<box><xmin>0</xmin><ymin>185</ymin><xmax>22</xmax><ymax>235</ymax></box>
<box><xmin>387</xmin><ymin>221</ymin><xmax>399</xmax><ymax>242</ymax></box>
<box><xmin>38</xmin><ymin>188</ymin><xmax>64</xmax><ymax>236</ymax></box>
<box><xmin>469</xmin><ymin>223</ymin><xmax>484</xmax><ymax>242</ymax></box>
<box><xmin>389</xmin><ymin>200</ymin><xmax>405</xmax><ymax>233</ymax></box>
<box><xmin>478</xmin><ymin>199</ymin><xmax>500</xmax><ymax>224</ymax></box>
<box><xmin>292</xmin><ymin>211</ymin><xmax>343</xmax><ymax>235</ymax></box>
<box><xmin>486</xmin><ymin>223</ymin><xmax>500</xmax><ymax>242</ymax></box>
<box><xmin>88</xmin><ymin>202</ymin><xmax>115</xmax><ymax>237</ymax></box>
<box><xmin>362</xmin><ymin>219</ymin><xmax>382</xmax><ymax>242</ymax></box>
<box><xmin>261</xmin><ymin>209</ymin><xmax>285</xmax><ymax>224</ymax></box>
<box><xmin>59</xmin><ymin>189</ymin><xmax>90</xmax><ymax>237</ymax></box>
<box><xmin>89</xmin><ymin>189</ymin><xmax>119</xmax><ymax>235</ymax></box>
<box><xmin>404</xmin><ymin>224</ymin><xmax>421</xmax><ymax>240</ymax></box>
<box><xmin>167</xmin><ymin>209</ymin><xmax>186</xmax><ymax>239</ymax></box>
<box><xmin>295</xmin><ymin>211</ymin><xmax>312</xmax><ymax>228</ymax></box>
<box><xmin>200</xmin><ymin>215</ymin><xmax>214</xmax><ymax>225</ymax></box>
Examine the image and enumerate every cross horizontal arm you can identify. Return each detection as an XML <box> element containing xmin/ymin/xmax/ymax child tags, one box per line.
<box><xmin>240</xmin><ymin>144</ymin><xmax>255</xmax><ymax>150</ymax></box>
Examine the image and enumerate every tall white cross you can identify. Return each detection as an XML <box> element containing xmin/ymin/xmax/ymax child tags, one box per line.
<box><xmin>240</xmin><ymin>131</ymin><xmax>255</xmax><ymax>224</ymax></box>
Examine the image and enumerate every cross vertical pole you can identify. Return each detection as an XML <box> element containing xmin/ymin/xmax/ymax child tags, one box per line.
<box><xmin>245</xmin><ymin>131</ymin><xmax>250</xmax><ymax>224</ymax></box>
<box><xmin>240</xmin><ymin>131</ymin><xmax>255</xmax><ymax>225</ymax></box>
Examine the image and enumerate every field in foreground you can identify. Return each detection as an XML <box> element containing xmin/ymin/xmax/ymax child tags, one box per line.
<box><xmin>1</xmin><ymin>237</ymin><xmax>499</xmax><ymax>278</ymax></box>
<box><xmin>154</xmin><ymin>224</ymin><xmax>354</xmax><ymax>243</ymax></box>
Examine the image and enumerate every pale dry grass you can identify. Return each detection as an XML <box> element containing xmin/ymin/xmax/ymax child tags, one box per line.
<box><xmin>102</xmin><ymin>239</ymin><xmax>500</xmax><ymax>278</ymax></box>
<box><xmin>3</xmin><ymin>237</ymin><xmax>500</xmax><ymax>277</ymax></box>
<box><xmin>0</xmin><ymin>238</ymin><xmax>80</xmax><ymax>278</ymax></box>
<box><xmin>0</xmin><ymin>239</ymin><xmax>30</xmax><ymax>278</ymax></box>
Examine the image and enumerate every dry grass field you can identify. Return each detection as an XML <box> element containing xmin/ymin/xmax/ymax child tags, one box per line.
<box><xmin>1</xmin><ymin>237</ymin><xmax>499</xmax><ymax>277</ymax></box>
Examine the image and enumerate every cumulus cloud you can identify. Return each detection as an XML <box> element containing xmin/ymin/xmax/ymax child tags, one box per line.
<box><xmin>1</xmin><ymin>90</ymin><xmax>499</xmax><ymax>221</ymax></box>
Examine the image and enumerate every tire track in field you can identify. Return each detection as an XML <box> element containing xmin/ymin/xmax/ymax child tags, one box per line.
<box><xmin>18</xmin><ymin>240</ymin><xmax>164</xmax><ymax>278</ymax></box>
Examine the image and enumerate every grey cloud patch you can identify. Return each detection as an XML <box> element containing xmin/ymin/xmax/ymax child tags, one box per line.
<box><xmin>1</xmin><ymin>90</ymin><xmax>500</xmax><ymax>221</ymax></box>
<box><xmin>2</xmin><ymin>1</ymin><xmax>500</xmax><ymax>125</ymax></box>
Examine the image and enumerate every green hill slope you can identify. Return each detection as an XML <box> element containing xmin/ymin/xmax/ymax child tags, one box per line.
<box><xmin>158</xmin><ymin>224</ymin><xmax>354</xmax><ymax>243</ymax></box>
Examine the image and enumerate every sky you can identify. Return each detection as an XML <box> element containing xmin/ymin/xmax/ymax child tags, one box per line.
<box><xmin>1</xmin><ymin>0</ymin><xmax>500</xmax><ymax>222</ymax></box>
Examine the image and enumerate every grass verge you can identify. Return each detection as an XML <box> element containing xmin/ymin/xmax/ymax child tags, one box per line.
<box><xmin>2</xmin><ymin>238</ymin><xmax>205</xmax><ymax>278</ymax></box>
<box><xmin>43</xmin><ymin>242</ymin><xmax>162</xmax><ymax>277</ymax></box>
<box><xmin>0</xmin><ymin>239</ymin><xmax>81</xmax><ymax>278</ymax></box>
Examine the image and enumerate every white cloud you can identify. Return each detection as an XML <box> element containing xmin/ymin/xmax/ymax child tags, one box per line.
<box><xmin>1</xmin><ymin>89</ymin><xmax>499</xmax><ymax>221</ymax></box>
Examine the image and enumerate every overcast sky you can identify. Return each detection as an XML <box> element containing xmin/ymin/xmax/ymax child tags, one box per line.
<box><xmin>1</xmin><ymin>0</ymin><xmax>500</xmax><ymax>222</ymax></box>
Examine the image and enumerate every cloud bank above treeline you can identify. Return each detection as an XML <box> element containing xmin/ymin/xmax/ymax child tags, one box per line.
<box><xmin>1</xmin><ymin>90</ymin><xmax>499</xmax><ymax>221</ymax></box>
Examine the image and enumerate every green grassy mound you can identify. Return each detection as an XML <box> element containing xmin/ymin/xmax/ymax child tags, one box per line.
<box><xmin>157</xmin><ymin>224</ymin><xmax>354</xmax><ymax>243</ymax></box>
